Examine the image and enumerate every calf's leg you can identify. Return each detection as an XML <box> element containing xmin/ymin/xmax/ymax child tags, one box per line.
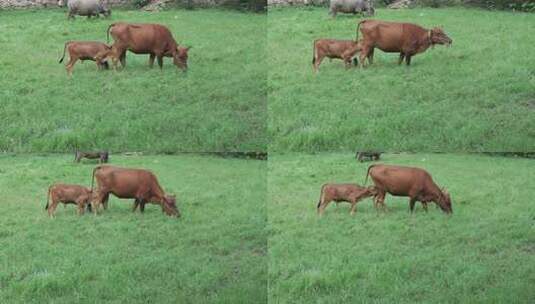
<box><xmin>66</xmin><ymin>57</ymin><xmax>78</xmax><ymax>76</ymax></box>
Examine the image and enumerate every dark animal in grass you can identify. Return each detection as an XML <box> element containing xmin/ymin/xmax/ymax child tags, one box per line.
<box><xmin>317</xmin><ymin>183</ymin><xmax>376</xmax><ymax>216</ymax></box>
<box><xmin>329</xmin><ymin>0</ymin><xmax>375</xmax><ymax>17</ymax></box>
<box><xmin>106</xmin><ymin>22</ymin><xmax>191</xmax><ymax>71</ymax></box>
<box><xmin>312</xmin><ymin>39</ymin><xmax>363</xmax><ymax>73</ymax></box>
<box><xmin>356</xmin><ymin>19</ymin><xmax>452</xmax><ymax>67</ymax></box>
<box><xmin>58</xmin><ymin>0</ymin><xmax>111</xmax><ymax>19</ymax></box>
<box><xmin>74</xmin><ymin>151</ymin><xmax>109</xmax><ymax>163</ymax></box>
<box><xmin>45</xmin><ymin>184</ymin><xmax>92</xmax><ymax>217</ymax></box>
<box><xmin>364</xmin><ymin>164</ymin><xmax>452</xmax><ymax>213</ymax></box>
<box><xmin>59</xmin><ymin>41</ymin><xmax>111</xmax><ymax>75</ymax></box>
<box><xmin>91</xmin><ymin>165</ymin><xmax>180</xmax><ymax>217</ymax></box>
<box><xmin>356</xmin><ymin>151</ymin><xmax>381</xmax><ymax>162</ymax></box>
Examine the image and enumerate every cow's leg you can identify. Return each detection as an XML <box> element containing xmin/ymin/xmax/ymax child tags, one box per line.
<box><xmin>409</xmin><ymin>198</ymin><xmax>417</xmax><ymax>213</ymax></box>
<box><xmin>375</xmin><ymin>192</ymin><xmax>386</xmax><ymax>212</ymax></box>
<box><xmin>398</xmin><ymin>53</ymin><xmax>405</xmax><ymax>65</ymax></box>
<box><xmin>102</xmin><ymin>193</ymin><xmax>110</xmax><ymax>210</ymax></box>
<box><xmin>359</xmin><ymin>46</ymin><xmax>370</xmax><ymax>68</ymax></box>
<box><xmin>156</xmin><ymin>54</ymin><xmax>164</xmax><ymax>69</ymax></box>
<box><xmin>148</xmin><ymin>54</ymin><xmax>155</xmax><ymax>68</ymax></box>
<box><xmin>92</xmin><ymin>191</ymin><xmax>105</xmax><ymax>214</ymax></box>
<box><xmin>132</xmin><ymin>199</ymin><xmax>140</xmax><ymax>212</ymax></box>
<box><xmin>406</xmin><ymin>55</ymin><xmax>412</xmax><ymax>66</ymax></box>
<box><xmin>140</xmin><ymin>201</ymin><xmax>146</xmax><ymax>213</ymax></box>
<box><xmin>367</xmin><ymin>48</ymin><xmax>374</xmax><ymax>65</ymax></box>
<box><xmin>119</xmin><ymin>50</ymin><xmax>127</xmax><ymax>68</ymax></box>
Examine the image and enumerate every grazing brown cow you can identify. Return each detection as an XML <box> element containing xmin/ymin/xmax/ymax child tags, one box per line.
<box><xmin>356</xmin><ymin>151</ymin><xmax>381</xmax><ymax>162</ymax></box>
<box><xmin>45</xmin><ymin>184</ymin><xmax>92</xmax><ymax>217</ymax></box>
<box><xmin>356</xmin><ymin>20</ymin><xmax>452</xmax><ymax>66</ymax></box>
<box><xmin>91</xmin><ymin>165</ymin><xmax>180</xmax><ymax>217</ymax></box>
<box><xmin>106</xmin><ymin>22</ymin><xmax>190</xmax><ymax>71</ymax></box>
<box><xmin>75</xmin><ymin>151</ymin><xmax>109</xmax><ymax>163</ymax></box>
<box><xmin>317</xmin><ymin>183</ymin><xmax>376</xmax><ymax>216</ymax></box>
<box><xmin>312</xmin><ymin>39</ymin><xmax>363</xmax><ymax>73</ymax></box>
<box><xmin>59</xmin><ymin>41</ymin><xmax>111</xmax><ymax>75</ymax></box>
<box><xmin>364</xmin><ymin>164</ymin><xmax>452</xmax><ymax>213</ymax></box>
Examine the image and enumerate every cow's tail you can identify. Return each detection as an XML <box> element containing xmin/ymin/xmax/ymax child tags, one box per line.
<box><xmin>106</xmin><ymin>23</ymin><xmax>116</xmax><ymax>44</ymax></box>
<box><xmin>356</xmin><ymin>20</ymin><xmax>365</xmax><ymax>42</ymax></box>
<box><xmin>364</xmin><ymin>164</ymin><xmax>376</xmax><ymax>185</ymax></box>
<box><xmin>316</xmin><ymin>184</ymin><xmax>326</xmax><ymax>209</ymax></box>
<box><xmin>45</xmin><ymin>185</ymin><xmax>51</xmax><ymax>210</ymax></box>
<box><xmin>91</xmin><ymin>165</ymin><xmax>101</xmax><ymax>194</ymax></box>
<box><xmin>59</xmin><ymin>41</ymin><xmax>69</xmax><ymax>63</ymax></box>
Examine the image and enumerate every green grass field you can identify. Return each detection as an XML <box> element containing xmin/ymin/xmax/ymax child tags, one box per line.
<box><xmin>268</xmin><ymin>153</ymin><xmax>534</xmax><ymax>303</ymax></box>
<box><xmin>0</xmin><ymin>9</ymin><xmax>266</xmax><ymax>153</ymax></box>
<box><xmin>0</xmin><ymin>154</ymin><xmax>266</xmax><ymax>303</ymax></box>
<box><xmin>268</xmin><ymin>7</ymin><xmax>535</xmax><ymax>152</ymax></box>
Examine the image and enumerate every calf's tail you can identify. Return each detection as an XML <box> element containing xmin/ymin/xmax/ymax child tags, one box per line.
<box><xmin>59</xmin><ymin>42</ymin><xmax>69</xmax><ymax>63</ymax></box>
<box><xmin>45</xmin><ymin>186</ymin><xmax>51</xmax><ymax>210</ymax></box>
<box><xmin>312</xmin><ymin>40</ymin><xmax>316</xmax><ymax>64</ymax></box>
<box><xmin>316</xmin><ymin>184</ymin><xmax>326</xmax><ymax>209</ymax></box>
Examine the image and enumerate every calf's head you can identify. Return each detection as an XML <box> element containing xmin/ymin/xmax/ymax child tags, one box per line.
<box><xmin>430</xmin><ymin>27</ymin><xmax>452</xmax><ymax>46</ymax></box>
<box><xmin>173</xmin><ymin>46</ymin><xmax>191</xmax><ymax>71</ymax></box>
<box><xmin>162</xmin><ymin>195</ymin><xmax>180</xmax><ymax>217</ymax></box>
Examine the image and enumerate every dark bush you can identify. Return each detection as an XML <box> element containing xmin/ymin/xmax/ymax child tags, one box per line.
<box><xmin>133</xmin><ymin>0</ymin><xmax>151</xmax><ymax>8</ymax></box>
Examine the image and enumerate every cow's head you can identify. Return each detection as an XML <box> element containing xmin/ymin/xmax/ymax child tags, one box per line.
<box><xmin>437</xmin><ymin>188</ymin><xmax>452</xmax><ymax>214</ymax></box>
<box><xmin>162</xmin><ymin>195</ymin><xmax>180</xmax><ymax>217</ymax></box>
<box><xmin>173</xmin><ymin>46</ymin><xmax>190</xmax><ymax>71</ymax></box>
<box><xmin>430</xmin><ymin>27</ymin><xmax>452</xmax><ymax>46</ymax></box>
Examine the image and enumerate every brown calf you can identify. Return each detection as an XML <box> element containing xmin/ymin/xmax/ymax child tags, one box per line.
<box><xmin>312</xmin><ymin>39</ymin><xmax>363</xmax><ymax>73</ymax></box>
<box><xmin>59</xmin><ymin>41</ymin><xmax>111</xmax><ymax>75</ymax></box>
<box><xmin>356</xmin><ymin>20</ymin><xmax>452</xmax><ymax>66</ymax></box>
<box><xmin>317</xmin><ymin>183</ymin><xmax>376</xmax><ymax>216</ymax></box>
<box><xmin>45</xmin><ymin>184</ymin><xmax>92</xmax><ymax>217</ymax></box>
<box><xmin>364</xmin><ymin>164</ymin><xmax>452</xmax><ymax>213</ymax></box>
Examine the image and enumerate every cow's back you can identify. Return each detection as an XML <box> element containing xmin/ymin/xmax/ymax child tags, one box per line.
<box><xmin>111</xmin><ymin>23</ymin><xmax>176</xmax><ymax>54</ymax></box>
<box><xmin>369</xmin><ymin>165</ymin><xmax>427</xmax><ymax>195</ymax></box>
